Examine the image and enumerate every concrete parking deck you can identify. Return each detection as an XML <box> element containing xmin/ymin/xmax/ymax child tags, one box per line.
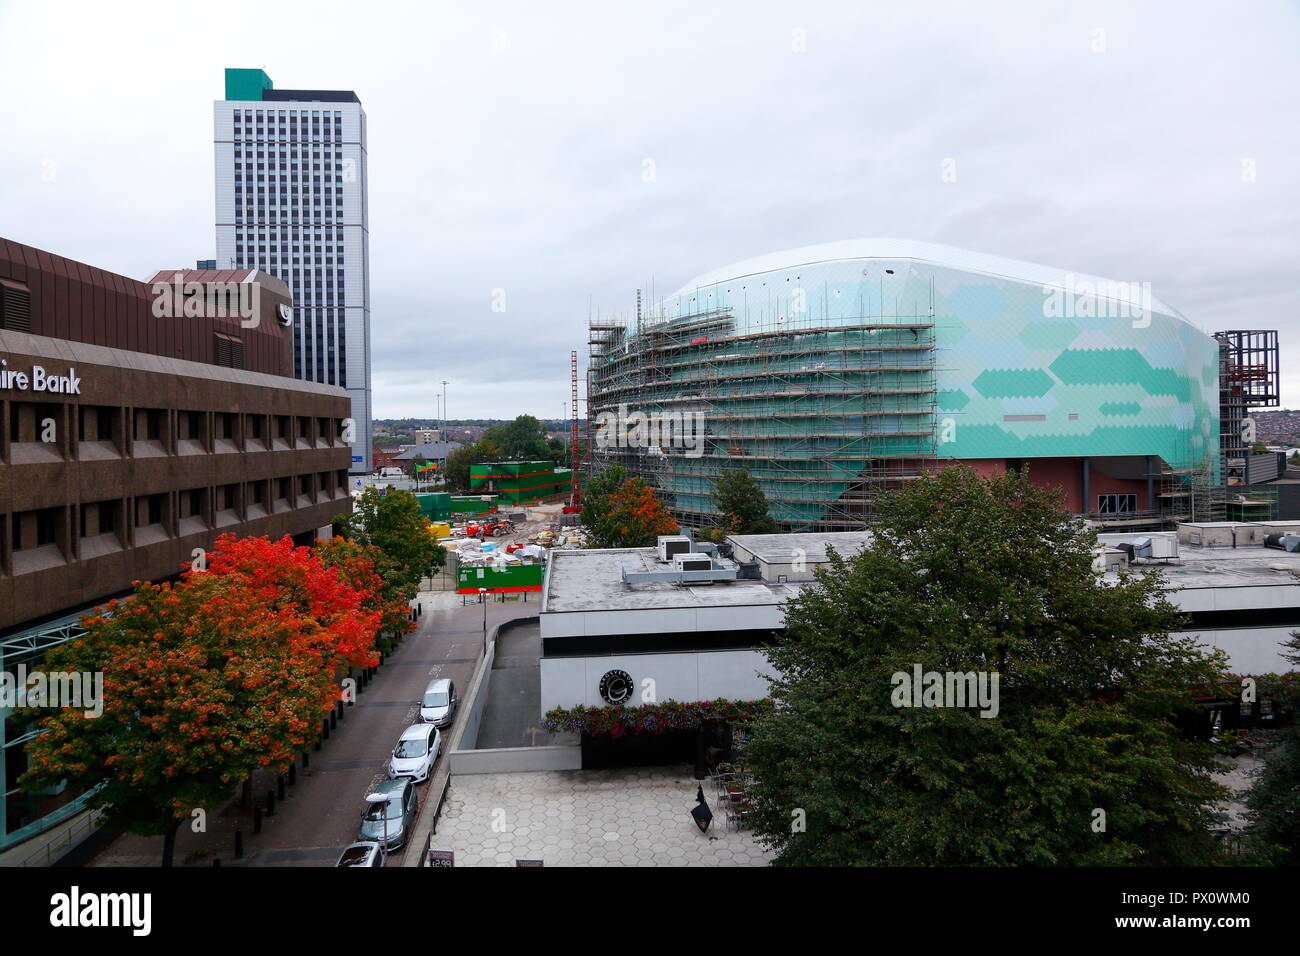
<box><xmin>430</xmin><ymin>765</ymin><xmax>774</xmax><ymax>866</ymax></box>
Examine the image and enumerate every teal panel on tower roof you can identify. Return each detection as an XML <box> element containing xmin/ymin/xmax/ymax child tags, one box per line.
<box><xmin>224</xmin><ymin>68</ymin><xmax>273</xmax><ymax>101</ymax></box>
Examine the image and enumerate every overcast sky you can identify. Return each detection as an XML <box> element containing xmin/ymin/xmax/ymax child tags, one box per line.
<box><xmin>1</xmin><ymin>0</ymin><xmax>1297</xmax><ymax>419</ymax></box>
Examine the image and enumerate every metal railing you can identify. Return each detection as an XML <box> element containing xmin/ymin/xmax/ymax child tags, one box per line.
<box><xmin>16</xmin><ymin>805</ymin><xmax>106</xmax><ymax>867</ymax></box>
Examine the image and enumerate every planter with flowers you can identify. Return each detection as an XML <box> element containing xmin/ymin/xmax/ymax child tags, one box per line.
<box><xmin>542</xmin><ymin>697</ymin><xmax>773</xmax><ymax>738</ymax></box>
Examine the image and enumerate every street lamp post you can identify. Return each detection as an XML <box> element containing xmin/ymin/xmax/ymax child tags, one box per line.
<box><xmin>479</xmin><ymin>587</ymin><xmax>488</xmax><ymax>657</ymax></box>
<box><xmin>365</xmin><ymin>792</ymin><xmax>390</xmax><ymax>866</ymax></box>
<box><xmin>441</xmin><ymin>380</ymin><xmax>449</xmax><ymax>442</ymax></box>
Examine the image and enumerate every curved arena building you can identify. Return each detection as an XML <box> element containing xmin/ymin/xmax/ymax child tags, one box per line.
<box><xmin>587</xmin><ymin>239</ymin><xmax>1244</xmax><ymax>531</ymax></box>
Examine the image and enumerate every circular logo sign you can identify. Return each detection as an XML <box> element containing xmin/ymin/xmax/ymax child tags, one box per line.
<box><xmin>599</xmin><ymin>669</ymin><xmax>634</xmax><ymax>705</ymax></box>
<box><xmin>277</xmin><ymin>303</ymin><xmax>293</xmax><ymax>326</ymax></box>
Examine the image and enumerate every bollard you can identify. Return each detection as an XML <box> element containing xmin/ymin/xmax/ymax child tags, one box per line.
<box><xmin>302</xmin><ymin>750</ymin><xmax>310</xmax><ymax>769</ymax></box>
<box><xmin>213</xmin><ymin>858</ymin><xmax>221</xmax><ymax>867</ymax></box>
<box><xmin>330</xmin><ymin>710</ymin><xmax>337</xmax><ymax>730</ymax></box>
<box><xmin>235</xmin><ymin>831</ymin><xmax>244</xmax><ymax>859</ymax></box>
<box><xmin>253</xmin><ymin>806</ymin><xmax>262</xmax><ymax>834</ymax></box>
<box><xmin>323</xmin><ymin>718</ymin><xmax>330</xmax><ymax>740</ymax></box>
<box><xmin>288</xmin><ymin>762</ymin><xmax>296</xmax><ymax>786</ymax></box>
<box><xmin>277</xmin><ymin>776</ymin><xmax>286</xmax><ymax>801</ymax></box>
<box><xmin>240</xmin><ymin>779</ymin><xmax>251</xmax><ymax>809</ymax></box>
<box><xmin>266</xmin><ymin>790</ymin><xmax>276</xmax><ymax>816</ymax></box>
<box><xmin>314</xmin><ymin>733</ymin><xmax>322</xmax><ymax>752</ymax></box>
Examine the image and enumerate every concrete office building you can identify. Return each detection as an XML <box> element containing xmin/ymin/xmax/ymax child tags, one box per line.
<box><xmin>214</xmin><ymin>68</ymin><xmax>373</xmax><ymax>473</ymax></box>
<box><xmin>0</xmin><ymin>236</ymin><xmax>352</xmax><ymax>856</ymax></box>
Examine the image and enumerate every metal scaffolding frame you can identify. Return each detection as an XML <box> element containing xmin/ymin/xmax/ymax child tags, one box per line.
<box><xmin>1215</xmin><ymin>329</ymin><xmax>1281</xmax><ymax>490</ymax></box>
<box><xmin>588</xmin><ymin>293</ymin><xmax>938</xmax><ymax>531</ymax></box>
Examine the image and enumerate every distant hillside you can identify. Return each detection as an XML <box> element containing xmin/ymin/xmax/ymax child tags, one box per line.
<box><xmin>1254</xmin><ymin>409</ymin><xmax>1300</xmax><ymax>440</ymax></box>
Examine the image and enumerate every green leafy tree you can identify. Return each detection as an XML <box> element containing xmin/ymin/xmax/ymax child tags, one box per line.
<box><xmin>546</xmin><ymin>435</ymin><xmax>568</xmax><ymax>466</ymax></box>
<box><xmin>712</xmin><ymin>466</ymin><xmax>780</xmax><ymax>535</ymax></box>
<box><xmin>336</xmin><ymin>487</ymin><xmax>446</xmax><ymax>598</ymax></box>
<box><xmin>483</xmin><ymin>414</ymin><xmax>551</xmax><ymax>460</ymax></box>
<box><xmin>743</xmin><ymin>465</ymin><xmax>1231</xmax><ymax>866</ymax></box>
<box><xmin>444</xmin><ymin>438</ymin><xmax>501</xmax><ymax>492</ymax></box>
<box><xmin>1240</xmin><ymin>636</ymin><xmax>1300</xmax><ymax>863</ymax></box>
<box><xmin>579</xmin><ymin>464</ymin><xmax>627</xmax><ymax>547</ymax></box>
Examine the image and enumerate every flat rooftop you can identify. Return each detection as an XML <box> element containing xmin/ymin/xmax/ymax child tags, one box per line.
<box><xmin>728</xmin><ymin>531</ymin><xmax>874</xmax><ymax>564</ymax></box>
<box><xmin>546</xmin><ymin>530</ymin><xmax>1300</xmax><ymax>612</ymax></box>
<box><xmin>1104</xmin><ymin>542</ymin><xmax>1300</xmax><ymax>590</ymax></box>
<box><xmin>544</xmin><ymin>548</ymin><xmax>801</xmax><ymax>613</ymax></box>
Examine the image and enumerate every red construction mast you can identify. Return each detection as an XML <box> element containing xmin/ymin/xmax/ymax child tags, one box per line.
<box><xmin>569</xmin><ymin>349</ymin><xmax>582</xmax><ymax>507</ymax></box>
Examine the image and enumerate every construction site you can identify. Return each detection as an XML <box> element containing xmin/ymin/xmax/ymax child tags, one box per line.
<box><xmin>587</xmin><ymin>304</ymin><xmax>937</xmax><ymax>531</ymax></box>
<box><xmin>579</xmin><ymin>241</ymin><xmax>1283</xmax><ymax>533</ymax></box>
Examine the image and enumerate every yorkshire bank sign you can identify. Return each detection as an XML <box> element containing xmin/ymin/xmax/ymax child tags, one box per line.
<box><xmin>0</xmin><ymin>357</ymin><xmax>81</xmax><ymax>394</ymax></box>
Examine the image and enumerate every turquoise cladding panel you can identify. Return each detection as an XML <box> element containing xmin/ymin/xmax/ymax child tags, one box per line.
<box><xmin>659</xmin><ymin>256</ymin><xmax>1219</xmax><ymax>481</ymax></box>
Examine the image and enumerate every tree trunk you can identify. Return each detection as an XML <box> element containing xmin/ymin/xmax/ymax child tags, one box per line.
<box><xmin>161</xmin><ymin>819</ymin><xmax>180</xmax><ymax>868</ymax></box>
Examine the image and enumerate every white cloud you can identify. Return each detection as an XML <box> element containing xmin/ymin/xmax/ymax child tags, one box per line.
<box><xmin>1</xmin><ymin>0</ymin><xmax>1297</xmax><ymax>416</ymax></box>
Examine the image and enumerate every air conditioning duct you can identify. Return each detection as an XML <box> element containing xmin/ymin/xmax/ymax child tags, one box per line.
<box><xmin>1264</xmin><ymin>534</ymin><xmax>1300</xmax><ymax>553</ymax></box>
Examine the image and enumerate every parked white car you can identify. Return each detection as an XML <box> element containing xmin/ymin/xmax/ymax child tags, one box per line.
<box><xmin>419</xmin><ymin>678</ymin><xmax>458</xmax><ymax>729</ymax></box>
<box><xmin>388</xmin><ymin>723</ymin><xmax>441</xmax><ymax>783</ymax></box>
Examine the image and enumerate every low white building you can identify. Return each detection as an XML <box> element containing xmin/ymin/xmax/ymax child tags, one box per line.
<box><xmin>539</xmin><ymin>527</ymin><xmax>1300</xmax><ymax>715</ymax></box>
<box><xmin>539</xmin><ymin>533</ymin><xmax>877</xmax><ymax>712</ymax></box>
<box><xmin>1100</xmin><ymin>527</ymin><xmax>1300</xmax><ymax>674</ymax></box>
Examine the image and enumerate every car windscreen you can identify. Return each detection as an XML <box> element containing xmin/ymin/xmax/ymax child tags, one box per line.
<box><xmin>394</xmin><ymin>738</ymin><xmax>428</xmax><ymax>758</ymax></box>
<box><xmin>339</xmin><ymin>848</ymin><xmax>372</xmax><ymax>865</ymax></box>
<box><xmin>422</xmin><ymin>692</ymin><xmax>449</xmax><ymax>707</ymax></box>
<box><xmin>365</xmin><ymin>798</ymin><xmax>404</xmax><ymax>821</ymax></box>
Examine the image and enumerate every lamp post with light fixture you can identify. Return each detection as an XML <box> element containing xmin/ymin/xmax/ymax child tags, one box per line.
<box><xmin>365</xmin><ymin>792</ymin><xmax>390</xmax><ymax>866</ymax></box>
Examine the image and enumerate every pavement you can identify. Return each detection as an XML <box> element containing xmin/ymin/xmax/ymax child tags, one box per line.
<box><xmin>85</xmin><ymin>571</ymin><xmax>528</xmax><ymax>867</ymax></box>
<box><xmin>1212</xmin><ymin>729</ymin><xmax>1282</xmax><ymax>831</ymax></box>
<box><xmin>431</xmin><ymin>765</ymin><xmax>774</xmax><ymax>866</ymax></box>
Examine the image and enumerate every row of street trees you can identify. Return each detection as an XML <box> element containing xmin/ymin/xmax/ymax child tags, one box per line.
<box><xmin>17</xmin><ymin>488</ymin><xmax>445</xmax><ymax>865</ymax></box>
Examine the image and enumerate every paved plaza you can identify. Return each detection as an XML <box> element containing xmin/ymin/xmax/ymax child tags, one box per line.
<box><xmin>432</xmin><ymin>766</ymin><xmax>774</xmax><ymax>866</ymax></box>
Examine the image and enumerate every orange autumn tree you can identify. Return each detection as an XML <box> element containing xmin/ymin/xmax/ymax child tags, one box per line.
<box><xmin>606</xmin><ymin>477</ymin><xmax>679</xmax><ymax>547</ymax></box>
<box><xmin>314</xmin><ymin>535</ymin><xmax>414</xmax><ymax>642</ymax></box>
<box><xmin>18</xmin><ymin>534</ymin><xmax>382</xmax><ymax>866</ymax></box>
<box><xmin>193</xmin><ymin>534</ymin><xmax>383</xmax><ymax>673</ymax></box>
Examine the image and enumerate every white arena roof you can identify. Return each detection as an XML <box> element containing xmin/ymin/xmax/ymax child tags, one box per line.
<box><xmin>665</xmin><ymin>238</ymin><xmax>1180</xmax><ymax>318</ymax></box>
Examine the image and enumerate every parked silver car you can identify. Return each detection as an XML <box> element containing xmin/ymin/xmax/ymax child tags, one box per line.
<box><xmin>335</xmin><ymin>841</ymin><xmax>383</xmax><ymax>867</ymax></box>
<box><xmin>419</xmin><ymin>678</ymin><xmax>458</xmax><ymax>728</ymax></box>
<box><xmin>358</xmin><ymin>777</ymin><xmax>418</xmax><ymax>850</ymax></box>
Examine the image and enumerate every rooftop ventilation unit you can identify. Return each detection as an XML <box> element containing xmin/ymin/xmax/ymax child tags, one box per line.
<box><xmin>1264</xmin><ymin>534</ymin><xmax>1300</xmax><ymax>553</ymax></box>
<box><xmin>621</xmin><ymin>556</ymin><xmax>741</xmax><ymax>586</ymax></box>
<box><xmin>673</xmin><ymin>554</ymin><xmax>713</xmax><ymax>573</ymax></box>
<box><xmin>657</xmin><ymin>535</ymin><xmax>692</xmax><ymax>562</ymax></box>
